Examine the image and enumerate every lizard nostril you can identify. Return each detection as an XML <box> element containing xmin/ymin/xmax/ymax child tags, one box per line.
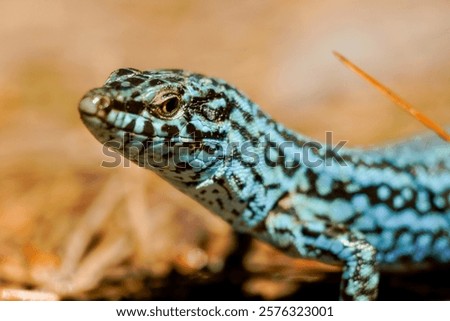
<box><xmin>79</xmin><ymin>94</ymin><xmax>111</xmax><ymax>115</ymax></box>
<box><xmin>94</xmin><ymin>96</ymin><xmax>111</xmax><ymax>110</ymax></box>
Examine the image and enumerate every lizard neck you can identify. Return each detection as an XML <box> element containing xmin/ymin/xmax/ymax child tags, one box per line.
<box><xmin>170</xmin><ymin>89</ymin><xmax>344</xmax><ymax>232</ymax></box>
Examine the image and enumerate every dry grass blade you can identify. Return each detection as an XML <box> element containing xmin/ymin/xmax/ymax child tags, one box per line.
<box><xmin>333</xmin><ymin>51</ymin><xmax>450</xmax><ymax>142</ymax></box>
<box><xmin>59</xmin><ymin>174</ymin><xmax>126</xmax><ymax>276</ymax></box>
<box><xmin>67</xmin><ymin>235</ymin><xmax>132</xmax><ymax>294</ymax></box>
<box><xmin>0</xmin><ymin>288</ymin><xmax>60</xmax><ymax>301</ymax></box>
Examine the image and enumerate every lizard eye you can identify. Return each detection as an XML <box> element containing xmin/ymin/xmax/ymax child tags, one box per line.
<box><xmin>158</xmin><ymin>96</ymin><xmax>181</xmax><ymax>117</ymax></box>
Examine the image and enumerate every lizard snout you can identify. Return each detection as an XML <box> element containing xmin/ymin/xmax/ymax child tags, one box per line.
<box><xmin>79</xmin><ymin>90</ymin><xmax>112</xmax><ymax>116</ymax></box>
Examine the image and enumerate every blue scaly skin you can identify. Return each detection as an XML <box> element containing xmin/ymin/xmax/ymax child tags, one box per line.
<box><xmin>78</xmin><ymin>68</ymin><xmax>450</xmax><ymax>300</ymax></box>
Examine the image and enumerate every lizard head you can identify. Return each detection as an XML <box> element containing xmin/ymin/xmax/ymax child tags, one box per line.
<box><xmin>79</xmin><ymin>68</ymin><xmax>236</xmax><ymax>183</ymax></box>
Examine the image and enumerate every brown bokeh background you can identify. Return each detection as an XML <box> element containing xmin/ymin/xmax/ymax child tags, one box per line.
<box><xmin>0</xmin><ymin>0</ymin><xmax>449</xmax><ymax>300</ymax></box>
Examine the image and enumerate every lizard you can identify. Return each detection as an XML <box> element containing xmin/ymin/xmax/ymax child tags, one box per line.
<box><xmin>78</xmin><ymin>67</ymin><xmax>450</xmax><ymax>300</ymax></box>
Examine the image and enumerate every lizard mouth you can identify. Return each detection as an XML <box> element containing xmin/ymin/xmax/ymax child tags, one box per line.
<box><xmin>79</xmin><ymin>92</ymin><xmax>222</xmax><ymax>146</ymax></box>
<box><xmin>79</xmin><ymin>92</ymin><xmax>156</xmax><ymax>139</ymax></box>
<box><xmin>79</xmin><ymin>93</ymin><xmax>225</xmax><ymax>173</ymax></box>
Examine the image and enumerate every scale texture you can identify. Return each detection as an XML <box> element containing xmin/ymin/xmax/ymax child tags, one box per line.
<box><xmin>79</xmin><ymin>68</ymin><xmax>450</xmax><ymax>300</ymax></box>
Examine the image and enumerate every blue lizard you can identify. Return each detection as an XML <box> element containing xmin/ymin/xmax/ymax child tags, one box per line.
<box><xmin>78</xmin><ymin>68</ymin><xmax>450</xmax><ymax>300</ymax></box>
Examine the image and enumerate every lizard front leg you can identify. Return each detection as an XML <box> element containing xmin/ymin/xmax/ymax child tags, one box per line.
<box><xmin>260</xmin><ymin>211</ymin><xmax>380</xmax><ymax>300</ymax></box>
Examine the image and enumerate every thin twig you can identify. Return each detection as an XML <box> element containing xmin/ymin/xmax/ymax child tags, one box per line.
<box><xmin>333</xmin><ymin>51</ymin><xmax>450</xmax><ymax>142</ymax></box>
